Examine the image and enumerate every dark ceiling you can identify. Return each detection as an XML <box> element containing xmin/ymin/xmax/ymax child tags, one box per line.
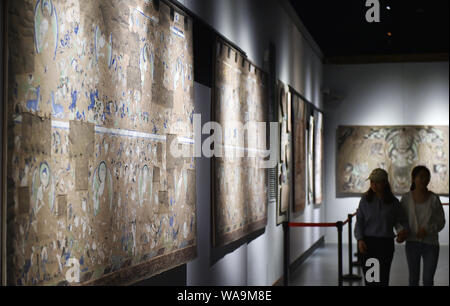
<box><xmin>290</xmin><ymin>0</ymin><xmax>449</xmax><ymax>60</ymax></box>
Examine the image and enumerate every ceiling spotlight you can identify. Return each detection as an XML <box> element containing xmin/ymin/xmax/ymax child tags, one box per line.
<box><xmin>386</xmin><ymin>6</ymin><xmax>391</xmax><ymax>10</ymax></box>
<box><xmin>387</xmin><ymin>32</ymin><xmax>392</xmax><ymax>37</ymax></box>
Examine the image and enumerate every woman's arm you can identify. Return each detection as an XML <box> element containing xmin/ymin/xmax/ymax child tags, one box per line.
<box><xmin>354</xmin><ymin>198</ymin><xmax>366</xmax><ymax>241</ymax></box>
<box><xmin>426</xmin><ymin>195</ymin><xmax>446</xmax><ymax>234</ymax></box>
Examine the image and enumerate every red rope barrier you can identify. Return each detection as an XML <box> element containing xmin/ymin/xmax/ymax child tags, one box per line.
<box><xmin>289</xmin><ymin>211</ymin><xmax>358</xmax><ymax>228</ymax></box>
<box><xmin>289</xmin><ymin>222</ymin><xmax>337</xmax><ymax>228</ymax></box>
<box><xmin>443</xmin><ymin>203</ymin><xmax>449</xmax><ymax>206</ymax></box>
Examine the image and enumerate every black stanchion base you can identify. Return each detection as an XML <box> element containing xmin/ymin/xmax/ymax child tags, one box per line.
<box><xmin>342</xmin><ymin>274</ymin><xmax>362</xmax><ymax>281</ymax></box>
<box><xmin>351</xmin><ymin>261</ymin><xmax>361</xmax><ymax>267</ymax></box>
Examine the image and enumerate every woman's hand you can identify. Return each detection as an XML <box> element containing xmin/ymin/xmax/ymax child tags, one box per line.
<box><xmin>396</xmin><ymin>229</ymin><xmax>408</xmax><ymax>243</ymax></box>
<box><xmin>416</xmin><ymin>227</ymin><xmax>427</xmax><ymax>240</ymax></box>
<box><xmin>358</xmin><ymin>240</ymin><xmax>368</xmax><ymax>254</ymax></box>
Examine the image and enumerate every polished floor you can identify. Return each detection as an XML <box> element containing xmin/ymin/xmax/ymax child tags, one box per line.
<box><xmin>289</xmin><ymin>243</ymin><xmax>449</xmax><ymax>286</ymax></box>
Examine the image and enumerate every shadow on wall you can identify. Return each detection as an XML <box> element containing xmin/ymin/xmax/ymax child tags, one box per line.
<box><xmin>210</xmin><ymin>228</ymin><xmax>265</xmax><ymax>265</ymax></box>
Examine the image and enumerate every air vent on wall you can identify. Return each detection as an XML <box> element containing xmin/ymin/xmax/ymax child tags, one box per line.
<box><xmin>268</xmin><ymin>166</ymin><xmax>277</xmax><ymax>203</ymax></box>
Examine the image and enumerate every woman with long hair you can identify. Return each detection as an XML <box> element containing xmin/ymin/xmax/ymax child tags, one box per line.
<box><xmin>400</xmin><ymin>165</ymin><xmax>446</xmax><ymax>286</ymax></box>
<box><xmin>354</xmin><ymin>168</ymin><xmax>408</xmax><ymax>286</ymax></box>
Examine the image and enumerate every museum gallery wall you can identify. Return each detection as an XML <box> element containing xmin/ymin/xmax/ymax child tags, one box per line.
<box><xmin>6</xmin><ymin>0</ymin><xmax>196</xmax><ymax>285</ymax></box>
<box><xmin>292</xmin><ymin>94</ymin><xmax>306</xmax><ymax>212</ymax></box>
<box><xmin>212</xmin><ymin>39</ymin><xmax>268</xmax><ymax>247</ymax></box>
<box><xmin>337</xmin><ymin>125</ymin><xmax>449</xmax><ymax>196</ymax></box>
<box><xmin>276</xmin><ymin>81</ymin><xmax>291</xmax><ymax>224</ymax></box>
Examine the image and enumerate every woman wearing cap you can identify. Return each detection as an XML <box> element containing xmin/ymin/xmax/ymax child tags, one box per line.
<box><xmin>400</xmin><ymin>166</ymin><xmax>445</xmax><ymax>286</ymax></box>
<box><xmin>354</xmin><ymin>168</ymin><xmax>408</xmax><ymax>286</ymax></box>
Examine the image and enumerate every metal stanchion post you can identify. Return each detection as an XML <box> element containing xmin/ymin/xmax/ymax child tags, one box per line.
<box><xmin>337</xmin><ymin>221</ymin><xmax>343</xmax><ymax>286</ymax></box>
<box><xmin>342</xmin><ymin>214</ymin><xmax>362</xmax><ymax>282</ymax></box>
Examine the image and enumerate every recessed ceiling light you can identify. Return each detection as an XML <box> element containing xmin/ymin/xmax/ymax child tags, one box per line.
<box><xmin>387</xmin><ymin>32</ymin><xmax>392</xmax><ymax>37</ymax></box>
<box><xmin>386</xmin><ymin>6</ymin><xmax>391</xmax><ymax>10</ymax></box>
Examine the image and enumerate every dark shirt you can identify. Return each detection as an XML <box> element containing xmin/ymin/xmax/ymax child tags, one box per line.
<box><xmin>354</xmin><ymin>195</ymin><xmax>407</xmax><ymax>241</ymax></box>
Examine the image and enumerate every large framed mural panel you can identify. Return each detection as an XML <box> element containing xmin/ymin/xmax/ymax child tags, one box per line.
<box><xmin>292</xmin><ymin>94</ymin><xmax>306</xmax><ymax>212</ymax></box>
<box><xmin>337</xmin><ymin>125</ymin><xmax>449</xmax><ymax>196</ymax></box>
<box><xmin>313</xmin><ymin>110</ymin><xmax>323</xmax><ymax>205</ymax></box>
<box><xmin>212</xmin><ymin>39</ymin><xmax>268</xmax><ymax>247</ymax></box>
<box><xmin>6</xmin><ymin>0</ymin><xmax>196</xmax><ymax>285</ymax></box>
<box><xmin>307</xmin><ymin>114</ymin><xmax>314</xmax><ymax>204</ymax></box>
<box><xmin>276</xmin><ymin>81</ymin><xmax>291</xmax><ymax>224</ymax></box>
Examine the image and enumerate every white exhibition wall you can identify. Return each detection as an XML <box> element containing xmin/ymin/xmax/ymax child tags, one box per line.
<box><xmin>177</xmin><ymin>0</ymin><xmax>326</xmax><ymax>285</ymax></box>
<box><xmin>323</xmin><ymin>62</ymin><xmax>450</xmax><ymax>245</ymax></box>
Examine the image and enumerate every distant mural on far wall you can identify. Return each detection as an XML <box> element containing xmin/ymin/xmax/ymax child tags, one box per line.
<box><xmin>6</xmin><ymin>0</ymin><xmax>196</xmax><ymax>285</ymax></box>
<box><xmin>337</xmin><ymin>126</ymin><xmax>449</xmax><ymax>196</ymax></box>
<box><xmin>213</xmin><ymin>40</ymin><xmax>268</xmax><ymax>247</ymax></box>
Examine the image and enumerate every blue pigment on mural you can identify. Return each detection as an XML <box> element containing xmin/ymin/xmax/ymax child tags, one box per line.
<box><xmin>69</xmin><ymin>90</ymin><xmax>77</xmax><ymax>111</ymax></box>
<box><xmin>76</xmin><ymin>110</ymin><xmax>85</xmax><ymax>121</ymax></box>
<box><xmin>23</xmin><ymin>260</ymin><xmax>31</xmax><ymax>274</ymax></box>
<box><xmin>64</xmin><ymin>250</ymin><xmax>71</xmax><ymax>262</ymax></box>
<box><xmin>60</xmin><ymin>34</ymin><xmax>69</xmax><ymax>47</ymax></box>
<box><xmin>51</xmin><ymin>92</ymin><xmax>64</xmax><ymax>118</ymax></box>
<box><xmin>88</xmin><ymin>90</ymin><xmax>98</xmax><ymax>110</ymax></box>
<box><xmin>26</xmin><ymin>86</ymin><xmax>40</xmax><ymax>112</ymax></box>
<box><xmin>120</xmin><ymin>104</ymin><xmax>126</xmax><ymax>118</ymax></box>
